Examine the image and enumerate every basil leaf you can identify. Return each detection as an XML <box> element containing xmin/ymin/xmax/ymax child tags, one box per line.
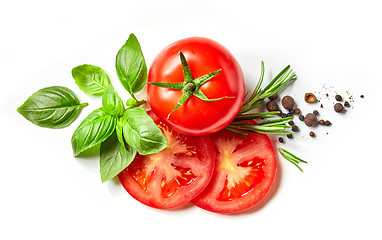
<box><xmin>72</xmin><ymin>64</ymin><xmax>110</xmax><ymax>95</ymax></box>
<box><xmin>100</xmin><ymin>132</ymin><xmax>137</xmax><ymax>183</ymax></box>
<box><xmin>116</xmin><ymin>33</ymin><xmax>147</xmax><ymax>95</ymax></box>
<box><xmin>116</xmin><ymin>117</ymin><xmax>125</xmax><ymax>144</ymax></box>
<box><xmin>102</xmin><ymin>85</ymin><xmax>124</xmax><ymax>117</ymax></box>
<box><xmin>17</xmin><ymin>86</ymin><xmax>87</xmax><ymax>129</ymax></box>
<box><xmin>71</xmin><ymin>108</ymin><xmax>116</xmax><ymax>156</ymax></box>
<box><xmin>122</xmin><ymin>107</ymin><xmax>168</xmax><ymax>155</ymax></box>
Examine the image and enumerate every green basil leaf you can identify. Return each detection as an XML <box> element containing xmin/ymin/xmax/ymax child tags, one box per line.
<box><xmin>100</xmin><ymin>131</ymin><xmax>137</xmax><ymax>183</ymax></box>
<box><xmin>122</xmin><ymin>107</ymin><xmax>168</xmax><ymax>155</ymax></box>
<box><xmin>72</xmin><ymin>64</ymin><xmax>110</xmax><ymax>95</ymax></box>
<box><xmin>116</xmin><ymin>117</ymin><xmax>125</xmax><ymax>144</ymax></box>
<box><xmin>116</xmin><ymin>33</ymin><xmax>147</xmax><ymax>95</ymax></box>
<box><xmin>17</xmin><ymin>86</ymin><xmax>87</xmax><ymax>129</ymax></box>
<box><xmin>71</xmin><ymin>108</ymin><xmax>116</xmax><ymax>156</ymax></box>
<box><xmin>102</xmin><ymin>85</ymin><xmax>124</xmax><ymax>117</ymax></box>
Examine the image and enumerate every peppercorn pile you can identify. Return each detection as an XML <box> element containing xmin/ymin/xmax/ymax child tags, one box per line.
<box><xmin>267</xmin><ymin>91</ymin><xmax>364</xmax><ymax>143</ymax></box>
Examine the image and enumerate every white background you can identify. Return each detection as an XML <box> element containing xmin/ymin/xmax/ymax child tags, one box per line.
<box><xmin>1</xmin><ymin>0</ymin><xmax>381</xmax><ymax>239</ymax></box>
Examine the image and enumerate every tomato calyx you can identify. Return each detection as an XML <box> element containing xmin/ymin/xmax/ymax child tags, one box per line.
<box><xmin>149</xmin><ymin>51</ymin><xmax>234</xmax><ymax>119</ymax></box>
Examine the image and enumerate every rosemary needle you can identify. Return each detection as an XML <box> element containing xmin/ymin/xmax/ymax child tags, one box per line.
<box><xmin>278</xmin><ymin>148</ymin><xmax>307</xmax><ymax>172</ymax></box>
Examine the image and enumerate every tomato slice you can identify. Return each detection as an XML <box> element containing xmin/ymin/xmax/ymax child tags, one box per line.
<box><xmin>118</xmin><ymin>111</ymin><xmax>216</xmax><ymax>209</ymax></box>
<box><xmin>192</xmin><ymin>126</ymin><xmax>277</xmax><ymax>214</ymax></box>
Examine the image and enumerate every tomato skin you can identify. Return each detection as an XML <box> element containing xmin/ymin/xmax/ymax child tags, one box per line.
<box><xmin>147</xmin><ymin>37</ymin><xmax>245</xmax><ymax>136</ymax></box>
<box><xmin>192</xmin><ymin>124</ymin><xmax>277</xmax><ymax>214</ymax></box>
<box><xmin>118</xmin><ymin>111</ymin><xmax>216</xmax><ymax>209</ymax></box>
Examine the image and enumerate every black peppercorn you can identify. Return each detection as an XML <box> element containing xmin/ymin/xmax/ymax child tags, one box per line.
<box><xmin>269</xmin><ymin>93</ymin><xmax>279</xmax><ymax>101</ymax></box>
<box><xmin>292</xmin><ymin>125</ymin><xmax>299</xmax><ymax>132</ymax></box>
<box><xmin>344</xmin><ymin>101</ymin><xmax>350</xmax><ymax>107</ymax></box>
<box><xmin>266</xmin><ymin>100</ymin><xmax>279</xmax><ymax>111</ymax></box>
<box><xmin>278</xmin><ymin>137</ymin><xmax>284</xmax><ymax>143</ymax></box>
<box><xmin>334</xmin><ymin>103</ymin><xmax>344</xmax><ymax>113</ymax></box>
<box><xmin>313</xmin><ymin>110</ymin><xmax>319</xmax><ymax>115</ymax></box>
<box><xmin>299</xmin><ymin>115</ymin><xmax>305</xmax><ymax>121</ymax></box>
<box><xmin>335</xmin><ymin>95</ymin><xmax>342</xmax><ymax>101</ymax></box>
<box><xmin>304</xmin><ymin>113</ymin><xmax>317</xmax><ymax>127</ymax></box>
<box><xmin>282</xmin><ymin>113</ymin><xmax>288</xmax><ymax>118</ymax></box>
<box><xmin>288</xmin><ymin>121</ymin><xmax>294</xmax><ymax>126</ymax></box>
<box><xmin>282</xmin><ymin>96</ymin><xmax>295</xmax><ymax>110</ymax></box>
<box><xmin>360</xmin><ymin>95</ymin><xmax>364</xmax><ymax>98</ymax></box>
<box><xmin>294</xmin><ymin>108</ymin><xmax>301</xmax><ymax>115</ymax></box>
<box><xmin>287</xmin><ymin>134</ymin><xmax>293</xmax><ymax>139</ymax></box>
<box><xmin>324</xmin><ymin>120</ymin><xmax>332</xmax><ymax>126</ymax></box>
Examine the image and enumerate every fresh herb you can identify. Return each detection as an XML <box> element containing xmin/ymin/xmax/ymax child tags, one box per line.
<box><xmin>226</xmin><ymin>62</ymin><xmax>296</xmax><ymax>136</ymax></box>
<box><xmin>102</xmin><ymin>85</ymin><xmax>125</xmax><ymax>117</ymax></box>
<box><xmin>240</xmin><ymin>61</ymin><xmax>296</xmax><ymax>114</ymax></box>
<box><xmin>119</xmin><ymin>107</ymin><xmax>168</xmax><ymax>155</ymax></box>
<box><xmin>72</xmin><ymin>64</ymin><xmax>110</xmax><ymax>95</ymax></box>
<box><xmin>100</xmin><ymin>132</ymin><xmax>137</xmax><ymax>183</ymax></box>
<box><xmin>71</xmin><ymin>33</ymin><xmax>168</xmax><ymax>181</ymax></box>
<box><xmin>71</xmin><ymin>108</ymin><xmax>117</xmax><ymax>157</ymax></box>
<box><xmin>278</xmin><ymin>148</ymin><xmax>307</xmax><ymax>172</ymax></box>
<box><xmin>18</xmin><ymin>33</ymin><xmax>168</xmax><ymax>182</ymax></box>
<box><xmin>17</xmin><ymin>86</ymin><xmax>88</xmax><ymax>128</ymax></box>
<box><xmin>116</xmin><ymin>33</ymin><xmax>148</xmax><ymax>97</ymax></box>
<box><xmin>227</xmin><ymin>117</ymin><xmax>292</xmax><ymax>137</ymax></box>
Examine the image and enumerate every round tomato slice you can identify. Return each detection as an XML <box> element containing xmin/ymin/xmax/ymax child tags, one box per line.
<box><xmin>192</xmin><ymin>127</ymin><xmax>277</xmax><ymax>214</ymax></box>
<box><xmin>147</xmin><ymin>37</ymin><xmax>245</xmax><ymax>136</ymax></box>
<box><xmin>118</xmin><ymin>111</ymin><xmax>216</xmax><ymax>209</ymax></box>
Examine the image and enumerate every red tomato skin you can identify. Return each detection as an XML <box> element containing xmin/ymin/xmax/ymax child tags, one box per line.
<box><xmin>192</xmin><ymin>126</ymin><xmax>277</xmax><ymax>214</ymax></box>
<box><xmin>118</xmin><ymin>111</ymin><xmax>216</xmax><ymax>209</ymax></box>
<box><xmin>147</xmin><ymin>37</ymin><xmax>245</xmax><ymax>136</ymax></box>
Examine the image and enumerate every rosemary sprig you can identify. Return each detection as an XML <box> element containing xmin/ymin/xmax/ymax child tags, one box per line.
<box><xmin>239</xmin><ymin>61</ymin><xmax>297</xmax><ymax>114</ymax></box>
<box><xmin>226</xmin><ymin>61</ymin><xmax>296</xmax><ymax>136</ymax></box>
<box><xmin>278</xmin><ymin>148</ymin><xmax>307</xmax><ymax>172</ymax></box>
<box><xmin>226</xmin><ymin>117</ymin><xmax>293</xmax><ymax>137</ymax></box>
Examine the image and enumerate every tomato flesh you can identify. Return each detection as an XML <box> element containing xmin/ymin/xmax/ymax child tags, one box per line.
<box><xmin>147</xmin><ymin>37</ymin><xmax>245</xmax><ymax>136</ymax></box>
<box><xmin>192</xmin><ymin>126</ymin><xmax>277</xmax><ymax>214</ymax></box>
<box><xmin>118</xmin><ymin>111</ymin><xmax>216</xmax><ymax>209</ymax></box>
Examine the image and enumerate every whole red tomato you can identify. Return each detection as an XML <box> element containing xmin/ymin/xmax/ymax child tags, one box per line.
<box><xmin>147</xmin><ymin>37</ymin><xmax>245</xmax><ymax>136</ymax></box>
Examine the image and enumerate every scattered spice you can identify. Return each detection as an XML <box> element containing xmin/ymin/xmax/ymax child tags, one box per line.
<box><xmin>292</xmin><ymin>125</ymin><xmax>299</xmax><ymax>132</ymax></box>
<box><xmin>324</xmin><ymin>120</ymin><xmax>332</xmax><ymax>126</ymax></box>
<box><xmin>266</xmin><ymin>100</ymin><xmax>279</xmax><ymax>111</ymax></box>
<box><xmin>344</xmin><ymin>101</ymin><xmax>350</xmax><ymax>107</ymax></box>
<box><xmin>269</xmin><ymin>93</ymin><xmax>279</xmax><ymax>101</ymax></box>
<box><xmin>287</xmin><ymin>134</ymin><xmax>293</xmax><ymax>139</ymax></box>
<box><xmin>299</xmin><ymin>115</ymin><xmax>305</xmax><ymax>121</ymax></box>
<box><xmin>304</xmin><ymin>113</ymin><xmax>317</xmax><ymax>127</ymax></box>
<box><xmin>288</xmin><ymin>121</ymin><xmax>294</xmax><ymax>126</ymax></box>
<box><xmin>319</xmin><ymin>119</ymin><xmax>325</xmax><ymax>125</ymax></box>
<box><xmin>278</xmin><ymin>137</ymin><xmax>284</xmax><ymax>143</ymax></box>
<box><xmin>282</xmin><ymin>96</ymin><xmax>295</xmax><ymax>109</ymax></box>
<box><xmin>313</xmin><ymin>110</ymin><xmax>319</xmax><ymax>115</ymax></box>
<box><xmin>309</xmin><ymin>131</ymin><xmax>315</xmax><ymax>137</ymax></box>
<box><xmin>360</xmin><ymin>95</ymin><xmax>364</xmax><ymax>98</ymax></box>
<box><xmin>334</xmin><ymin>103</ymin><xmax>344</xmax><ymax>113</ymax></box>
<box><xmin>305</xmin><ymin>93</ymin><xmax>316</xmax><ymax>103</ymax></box>
<box><xmin>294</xmin><ymin>108</ymin><xmax>301</xmax><ymax>115</ymax></box>
<box><xmin>335</xmin><ymin>95</ymin><xmax>342</xmax><ymax>101</ymax></box>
